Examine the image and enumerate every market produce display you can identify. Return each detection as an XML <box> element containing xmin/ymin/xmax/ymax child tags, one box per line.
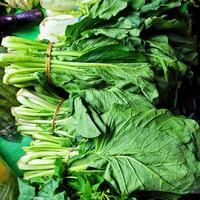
<box><xmin>0</xmin><ymin>0</ymin><xmax>200</xmax><ymax>199</ymax></box>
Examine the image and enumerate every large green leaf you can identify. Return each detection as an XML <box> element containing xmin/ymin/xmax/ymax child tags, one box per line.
<box><xmin>78</xmin><ymin>105</ymin><xmax>200</xmax><ymax>195</ymax></box>
<box><xmin>82</xmin><ymin>13</ymin><xmax>142</xmax><ymax>48</ymax></box>
<box><xmin>81</xmin><ymin>87</ymin><xmax>154</xmax><ymax>113</ymax></box>
<box><xmin>37</xmin><ymin>179</ymin><xmax>65</xmax><ymax>200</ymax></box>
<box><xmin>18</xmin><ymin>178</ymin><xmax>66</xmax><ymax>200</ymax></box>
<box><xmin>90</xmin><ymin>0</ymin><xmax>128</xmax><ymax>20</ymax></box>
<box><xmin>145</xmin><ymin>35</ymin><xmax>187</xmax><ymax>107</ymax></box>
<box><xmin>18</xmin><ymin>179</ymin><xmax>35</xmax><ymax>200</ymax></box>
<box><xmin>140</xmin><ymin>0</ymin><xmax>181</xmax><ymax>14</ymax></box>
<box><xmin>72</xmin><ymin>88</ymin><xmax>154</xmax><ymax>138</ymax></box>
<box><xmin>74</xmin><ymin>97</ymin><xmax>106</xmax><ymax>138</ymax></box>
<box><xmin>49</xmin><ymin>62</ymin><xmax>158</xmax><ymax>103</ymax></box>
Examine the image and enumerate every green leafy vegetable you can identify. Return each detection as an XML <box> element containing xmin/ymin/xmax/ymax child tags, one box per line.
<box><xmin>18</xmin><ymin>179</ymin><xmax>35</xmax><ymax>200</ymax></box>
<box><xmin>1</xmin><ymin>0</ymin><xmax>199</xmax><ymax>199</ymax></box>
<box><xmin>0</xmin><ymin>41</ymin><xmax>158</xmax><ymax>103</ymax></box>
<box><xmin>18</xmin><ymin>178</ymin><xmax>66</xmax><ymax>200</ymax></box>
<box><xmin>16</xmin><ymin>88</ymin><xmax>200</xmax><ymax>197</ymax></box>
<box><xmin>70</xmin><ymin>104</ymin><xmax>200</xmax><ymax>196</ymax></box>
<box><xmin>13</xmin><ymin>87</ymin><xmax>154</xmax><ymax>140</ymax></box>
<box><xmin>89</xmin><ymin>0</ymin><xmax>127</xmax><ymax>20</ymax></box>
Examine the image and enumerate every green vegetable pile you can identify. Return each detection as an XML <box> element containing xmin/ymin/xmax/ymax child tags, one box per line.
<box><xmin>0</xmin><ymin>0</ymin><xmax>200</xmax><ymax>199</ymax></box>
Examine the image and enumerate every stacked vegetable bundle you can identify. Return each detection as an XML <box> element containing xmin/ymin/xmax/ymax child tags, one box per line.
<box><xmin>1</xmin><ymin>0</ymin><xmax>200</xmax><ymax>199</ymax></box>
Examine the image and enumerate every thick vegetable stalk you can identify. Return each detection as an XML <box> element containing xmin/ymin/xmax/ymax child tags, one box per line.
<box><xmin>1</xmin><ymin>36</ymin><xmax>83</xmax><ymax>61</ymax></box>
<box><xmin>15</xmin><ymin>89</ymin><xmax>79</xmax><ymax>179</ymax></box>
<box><xmin>40</xmin><ymin>0</ymin><xmax>99</xmax><ymax>16</ymax></box>
<box><xmin>14</xmin><ymin>87</ymin><xmax>77</xmax><ymax>180</ymax></box>
<box><xmin>18</xmin><ymin>133</ymin><xmax>79</xmax><ymax>180</ymax></box>
<box><xmin>12</xmin><ymin>88</ymin><xmax>76</xmax><ymax>138</ymax></box>
<box><xmin>38</xmin><ymin>15</ymin><xmax>82</xmax><ymax>43</ymax></box>
<box><xmin>39</xmin><ymin>0</ymin><xmax>85</xmax><ymax>42</ymax></box>
<box><xmin>1</xmin><ymin>36</ymin><xmax>119</xmax><ymax>61</ymax></box>
<box><xmin>39</xmin><ymin>0</ymin><xmax>94</xmax><ymax>43</ymax></box>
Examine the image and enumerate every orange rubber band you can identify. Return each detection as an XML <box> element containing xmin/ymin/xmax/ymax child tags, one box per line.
<box><xmin>52</xmin><ymin>99</ymin><xmax>65</xmax><ymax>132</ymax></box>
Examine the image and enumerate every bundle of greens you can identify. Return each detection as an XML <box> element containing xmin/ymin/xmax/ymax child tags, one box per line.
<box><xmin>17</xmin><ymin>98</ymin><xmax>200</xmax><ymax>197</ymax></box>
<box><xmin>0</xmin><ymin>35</ymin><xmax>189</xmax><ymax>106</ymax></box>
<box><xmin>0</xmin><ymin>37</ymin><xmax>158</xmax><ymax>103</ymax></box>
<box><xmin>1</xmin><ymin>0</ymin><xmax>200</xmax><ymax>199</ymax></box>
<box><xmin>18</xmin><ymin>133</ymin><xmax>78</xmax><ymax>180</ymax></box>
<box><xmin>0</xmin><ymin>0</ymin><xmax>197</xmax><ymax>107</ymax></box>
<box><xmin>12</xmin><ymin>87</ymin><xmax>74</xmax><ymax>138</ymax></box>
<box><xmin>13</xmin><ymin>86</ymin><xmax>153</xmax><ymax>139</ymax></box>
<box><xmin>13</xmin><ymin>87</ymin><xmax>200</xmax><ymax>198</ymax></box>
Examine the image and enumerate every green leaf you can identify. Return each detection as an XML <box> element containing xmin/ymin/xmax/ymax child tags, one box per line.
<box><xmin>131</xmin><ymin>0</ymin><xmax>145</xmax><ymax>10</ymax></box>
<box><xmin>71</xmin><ymin>87</ymin><xmax>154</xmax><ymax>139</ymax></box>
<box><xmin>69</xmin><ymin>174</ymin><xmax>106</xmax><ymax>200</ymax></box>
<box><xmin>82</xmin><ymin>13</ymin><xmax>142</xmax><ymax>47</ymax></box>
<box><xmin>50</xmin><ymin>62</ymin><xmax>158</xmax><ymax>103</ymax></box>
<box><xmin>71</xmin><ymin>37</ymin><xmax>118</xmax><ymax>53</ymax></box>
<box><xmin>18</xmin><ymin>177</ymin><xmax>66</xmax><ymax>200</ymax></box>
<box><xmin>81</xmin><ymin>87</ymin><xmax>154</xmax><ymax>113</ymax></box>
<box><xmin>141</xmin><ymin>0</ymin><xmax>181</xmax><ymax>14</ymax></box>
<box><xmin>141</xmin><ymin>0</ymin><xmax>165</xmax><ymax>12</ymax></box>
<box><xmin>74</xmin><ymin>97</ymin><xmax>106</xmax><ymax>138</ymax></box>
<box><xmin>75</xmin><ymin>105</ymin><xmax>200</xmax><ymax>195</ymax></box>
<box><xmin>38</xmin><ymin>180</ymin><xmax>59</xmax><ymax>197</ymax></box>
<box><xmin>65</xmin><ymin>17</ymin><xmax>99</xmax><ymax>43</ymax></box>
<box><xmin>145</xmin><ymin>35</ymin><xmax>187</xmax><ymax>106</ymax></box>
<box><xmin>78</xmin><ymin>44</ymin><xmax>136</xmax><ymax>63</ymax></box>
<box><xmin>90</xmin><ymin>0</ymin><xmax>128</xmax><ymax>20</ymax></box>
<box><xmin>18</xmin><ymin>179</ymin><xmax>35</xmax><ymax>200</ymax></box>
<box><xmin>54</xmin><ymin>158</ymin><xmax>65</xmax><ymax>179</ymax></box>
<box><xmin>37</xmin><ymin>179</ymin><xmax>66</xmax><ymax>200</ymax></box>
<box><xmin>144</xmin><ymin>17</ymin><xmax>184</xmax><ymax>30</ymax></box>
<box><xmin>34</xmin><ymin>179</ymin><xmax>66</xmax><ymax>200</ymax></box>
